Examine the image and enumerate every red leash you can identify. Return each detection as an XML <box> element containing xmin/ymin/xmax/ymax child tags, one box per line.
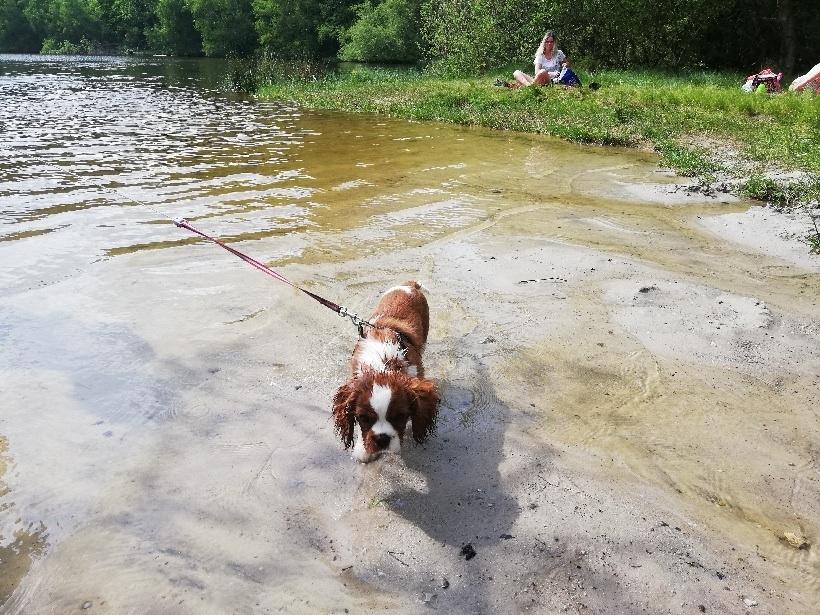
<box><xmin>173</xmin><ymin>217</ymin><xmax>371</xmax><ymax>334</ymax></box>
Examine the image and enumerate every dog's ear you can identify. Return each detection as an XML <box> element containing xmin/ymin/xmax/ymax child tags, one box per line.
<box><xmin>332</xmin><ymin>380</ymin><xmax>358</xmax><ymax>449</ymax></box>
<box><xmin>409</xmin><ymin>378</ymin><xmax>439</xmax><ymax>443</ymax></box>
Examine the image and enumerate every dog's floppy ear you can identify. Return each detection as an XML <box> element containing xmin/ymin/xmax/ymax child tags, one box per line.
<box><xmin>332</xmin><ymin>380</ymin><xmax>358</xmax><ymax>449</ymax></box>
<box><xmin>409</xmin><ymin>378</ymin><xmax>439</xmax><ymax>443</ymax></box>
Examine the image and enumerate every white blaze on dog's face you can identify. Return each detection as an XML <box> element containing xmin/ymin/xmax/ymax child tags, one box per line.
<box><xmin>333</xmin><ymin>369</ymin><xmax>440</xmax><ymax>464</ymax></box>
<box><xmin>351</xmin><ymin>379</ymin><xmax>410</xmax><ymax>463</ymax></box>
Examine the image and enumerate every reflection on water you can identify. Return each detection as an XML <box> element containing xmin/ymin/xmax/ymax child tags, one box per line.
<box><xmin>0</xmin><ymin>54</ymin><xmax>529</xmax><ymax>290</ymax></box>
<box><xmin>1</xmin><ymin>54</ymin><xmax>818</xmax><ymax>613</ymax></box>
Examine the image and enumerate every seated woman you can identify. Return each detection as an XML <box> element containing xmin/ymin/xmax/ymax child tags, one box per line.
<box><xmin>789</xmin><ymin>63</ymin><xmax>820</xmax><ymax>93</ymax></box>
<box><xmin>514</xmin><ymin>31</ymin><xmax>567</xmax><ymax>87</ymax></box>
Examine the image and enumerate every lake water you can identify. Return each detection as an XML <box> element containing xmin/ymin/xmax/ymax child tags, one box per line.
<box><xmin>1</xmin><ymin>55</ymin><xmax>818</xmax><ymax>614</ymax></box>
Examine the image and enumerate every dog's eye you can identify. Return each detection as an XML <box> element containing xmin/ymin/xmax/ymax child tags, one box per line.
<box><xmin>357</xmin><ymin>414</ymin><xmax>374</xmax><ymax>428</ymax></box>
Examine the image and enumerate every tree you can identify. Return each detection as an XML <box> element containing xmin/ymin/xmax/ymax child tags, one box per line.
<box><xmin>108</xmin><ymin>0</ymin><xmax>158</xmax><ymax>49</ymax></box>
<box><xmin>0</xmin><ymin>0</ymin><xmax>39</xmax><ymax>51</ymax></box>
<box><xmin>23</xmin><ymin>0</ymin><xmax>102</xmax><ymax>47</ymax></box>
<box><xmin>188</xmin><ymin>0</ymin><xmax>257</xmax><ymax>56</ymax></box>
<box><xmin>777</xmin><ymin>0</ymin><xmax>794</xmax><ymax>74</ymax></box>
<box><xmin>339</xmin><ymin>0</ymin><xmax>421</xmax><ymax>62</ymax></box>
<box><xmin>147</xmin><ymin>0</ymin><xmax>202</xmax><ymax>55</ymax></box>
<box><xmin>253</xmin><ymin>0</ymin><xmax>357</xmax><ymax>58</ymax></box>
<box><xmin>253</xmin><ymin>0</ymin><xmax>321</xmax><ymax>56</ymax></box>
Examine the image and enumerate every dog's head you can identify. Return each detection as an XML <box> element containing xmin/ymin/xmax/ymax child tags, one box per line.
<box><xmin>332</xmin><ymin>370</ymin><xmax>439</xmax><ymax>463</ymax></box>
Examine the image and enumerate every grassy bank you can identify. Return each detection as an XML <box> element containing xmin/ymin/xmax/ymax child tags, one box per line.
<box><xmin>259</xmin><ymin>67</ymin><xmax>820</xmax><ymax>208</ymax></box>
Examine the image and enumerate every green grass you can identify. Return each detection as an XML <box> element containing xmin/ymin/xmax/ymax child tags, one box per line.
<box><xmin>807</xmin><ymin>216</ymin><xmax>820</xmax><ymax>254</ymax></box>
<box><xmin>258</xmin><ymin>66</ymin><xmax>820</xmax><ymax>207</ymax></box>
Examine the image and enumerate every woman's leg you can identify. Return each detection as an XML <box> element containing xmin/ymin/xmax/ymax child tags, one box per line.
<box><xmin>514</xmin><ymin>70</ymin><xmax>533</xmax><ymax>86</ymax></box>
<box><xmin>789</xmin><ymin>62</ymin><xmax>820</xmax><ymax>92</ymax></box>
<box><xmin>532</xmin><ymin>69</ymin><xmax>551</xmax><ymax>85</ymax></box>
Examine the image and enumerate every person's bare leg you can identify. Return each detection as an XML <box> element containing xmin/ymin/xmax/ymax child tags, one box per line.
<box><xmin>789</xmin><ymin>62</ymin><xmax>820</xmax><ymax>92</ymax></box>
<box><xmin>513</xmin><ymin>70</ymin><xmax>533</xmax><ymax>86</ymax></box>
<box><xmin>532</xmin><ymin>69</ymin><xmax>551</xmax><ymax>85</ymax></box>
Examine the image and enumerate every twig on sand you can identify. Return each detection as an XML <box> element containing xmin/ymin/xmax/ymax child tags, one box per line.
<box><xmin>388</xmin><ymin>551</ymin><xmax>409</xmax><ymax>566</ymax></box>
<box><xmin>808</xmin><ymin>211</ymin><xmax>820</xmax><ymax>254</ymax></box>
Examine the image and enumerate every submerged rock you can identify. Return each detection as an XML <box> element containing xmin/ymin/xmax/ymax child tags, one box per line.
<box><xmin>782</xmin><ymin>531</ymin><xmax>810</xmax><ymax>550</ymax></box>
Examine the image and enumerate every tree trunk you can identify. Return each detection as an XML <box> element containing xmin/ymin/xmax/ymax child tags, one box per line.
<box><xmin>778</xmin><ymin>0</ymin><xmax>795</xmax><ymax>74</ymax></box>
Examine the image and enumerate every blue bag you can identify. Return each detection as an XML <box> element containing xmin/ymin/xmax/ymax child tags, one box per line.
<box><xmin>555</xmin><ymin>66</ymin><xmax>581</xmax><ymax>87</ymax></box>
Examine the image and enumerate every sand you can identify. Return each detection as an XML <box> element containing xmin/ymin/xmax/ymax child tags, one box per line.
<box><xmin>1</xmin><ymin>105</ymin><xmax>819</xmax><ymax>614</ymax></box>
<box><xmin>3</xmin><ymin>199</ymin><xmax>819</xmax><ymax>615</ymax></box>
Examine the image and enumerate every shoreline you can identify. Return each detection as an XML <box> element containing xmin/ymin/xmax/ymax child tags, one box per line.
<box><xmin>258</xmin><ymin>68</ymin><xmax>820</xmax><ymax>219</ymax></box>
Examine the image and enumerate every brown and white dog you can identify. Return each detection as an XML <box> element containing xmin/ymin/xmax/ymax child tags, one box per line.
<box><xmin>332</xmin><ymin>281</ymin><xmax>439</xmax><ymax>463</ymax></box>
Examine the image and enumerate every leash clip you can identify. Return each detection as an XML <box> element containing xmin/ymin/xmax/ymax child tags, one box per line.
<box><xmin>339</xmin><ymin>306</ymin><xmax>368</xmax><ymax>337</ymax></box>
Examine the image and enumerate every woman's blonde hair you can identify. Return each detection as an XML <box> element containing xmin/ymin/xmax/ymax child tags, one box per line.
<box><xmin>534</xmin><ymin>30</ymin><xmax>557</xmax><ymax>60</ymax></box>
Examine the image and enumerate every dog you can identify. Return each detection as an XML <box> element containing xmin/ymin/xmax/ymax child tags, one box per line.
<box><xmin>332</xmin><ymin>281</ymin><xmax>439</xmax><ymax>463</ymax></box>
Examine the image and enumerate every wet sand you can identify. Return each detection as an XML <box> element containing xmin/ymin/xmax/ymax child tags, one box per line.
<box><xmin>4</xmin><ymin>179</ymin><xmax>819</xmax><ymax>614</ymax></box>
<box><xmin>2</xmin><ymin>56</ymin><xmax>819</xmax><ymax>615</ymax></box>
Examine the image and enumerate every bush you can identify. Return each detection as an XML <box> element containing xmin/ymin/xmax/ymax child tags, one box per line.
<box><xmin>188</xmin><ymin>0</ymin><xmax>257</xmax><ymax>56</ymax></box>
<box><xmin>228</xmin><ymin>50</ymin><xmax>332</xmax><ymax>91</ymax></box>
<box><xmin>339</xmin><ymin>0</ymin><xmax>420</xmax><ymax>63</ymax></box>
<box><xmin>40</xmin><ymin>36</ymin><xmax>91</xmax><ymax>54</ymax></box>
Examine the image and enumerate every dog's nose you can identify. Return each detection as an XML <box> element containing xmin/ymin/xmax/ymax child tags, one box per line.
<box><xmin>374</xmin><ymin>434</ymin><xmax>391</xmax><ymax>449</ymax></box>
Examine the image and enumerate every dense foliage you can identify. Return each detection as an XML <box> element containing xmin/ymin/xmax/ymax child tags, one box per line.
<box><xmin>0</xmin><ymin>0</ymin><xmax>818</xmax><ymax>79</ymax></box>
<box><xmin>253</xmin><ymin>0</ymin><xmax>358</xmax><ymax>58</ymax></box>
<box><xmin>188</xmin><ymin>0</ymin><xmax>256</xmax><ymax>56</ymax></box>
<box><xmin>421</xmin><ymin>0</ymin><xmax>820</xmax><ymax>74</ymax></box>
<box><xmin>339</xmin><ymin>0</ymin><xmax>420</xmax><ymax>63</ymax></box>
<box><xmin>146</xmin><ymin>0</ymin><xmax>201</xmax><ymax>56</ymax></box>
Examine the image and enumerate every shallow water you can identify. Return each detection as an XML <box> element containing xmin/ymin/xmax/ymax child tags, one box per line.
<box><xmin>1</xmin><ymin>55</ymin><xmax>818</xmax><ymax>613</ymax></box>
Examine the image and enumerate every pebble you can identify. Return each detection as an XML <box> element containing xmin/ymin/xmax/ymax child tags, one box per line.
<box><xmin>459</xmin><ymin>543</ymin><xmax>476</xmax><ymax>560</ymax></box>
<box><xmin>782</xmin><ymin>532</ymin><xmax>809</xmax><ymax>550</ymax></box>
<box><xmin>81</xmin><ymin>602</ymin><xmax>92</xmax><ymax>610</ymax></box>
<box><xmin>743</xmin><ymin>597</ymin><xmax>758</xmax><ymax>607</ymax></box>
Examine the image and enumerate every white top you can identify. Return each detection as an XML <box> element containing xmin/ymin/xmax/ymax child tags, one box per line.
<box><xmin>535</xmin><ymin>49</ymin><xmax>566</xmax><ymax>74</ymax></box>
